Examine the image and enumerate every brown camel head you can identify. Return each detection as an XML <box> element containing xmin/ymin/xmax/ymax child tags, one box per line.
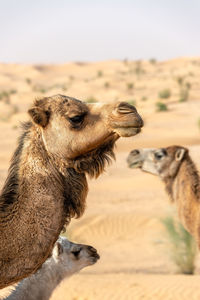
<box><xmin>28</xmin><ymin>94</ymin><xmax>143</xmax><ymax>177</ymax></box>
<box><xmin>127</xmin><ymin>146</ymin><xmax>188</xmax><ymax>179</ymax></box>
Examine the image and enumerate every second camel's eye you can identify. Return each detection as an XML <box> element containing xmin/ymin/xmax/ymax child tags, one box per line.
<box><xmin>154</xmin><ymin>152</ymin><xmax>163</xmax><ymax>160</ymax></box>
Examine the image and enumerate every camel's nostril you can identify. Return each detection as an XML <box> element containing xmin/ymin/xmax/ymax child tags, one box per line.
<box><xmin>117</xmin><ymin>102</ymin><xmax>137</xmax><ymax>114</ymax></box>
<box><xmin>87</xmin><ymin>246</ymin><xmax>97</xmax><ymax>253</ymax></box>
<box><xmin>131</xmin><ymin>149</ymin><xmax>140</xmax><ymax>156</ymax></box>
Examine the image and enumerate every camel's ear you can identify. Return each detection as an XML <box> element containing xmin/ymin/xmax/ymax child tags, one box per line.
<box><xmin>28</xmin><ymin>107</ymin><xmax>50</xmax><ymax>127</ymax></box>
<box><xmin>175</xmin><ymin>148</ymin><xmax>187</xmax><ymax>161</ymax></box>
<box><xmin>52</xmin><ymin>242</ymin><xmax>63</xmax><ymax>260</ymax></box>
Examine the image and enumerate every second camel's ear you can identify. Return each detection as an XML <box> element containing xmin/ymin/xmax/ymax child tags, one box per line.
<box><xmin>175</xmin><ymin>148</ymin><xmax>187</xmax><ymax>161</ymax></box>
<box><xmin>28</xmin><ymin>107</ymin><xmax>50</xmax><ymax>127</ymax></box>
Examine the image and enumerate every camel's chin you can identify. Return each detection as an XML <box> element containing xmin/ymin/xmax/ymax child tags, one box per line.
<box><xmin>114</xmin><ymin>127</ymin><xmax>141</xmax><ymax>137</ymax></box>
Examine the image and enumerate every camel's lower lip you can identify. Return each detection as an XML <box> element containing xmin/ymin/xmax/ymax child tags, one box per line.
<box><xmin>114</xmin><ymin>127</ymin><xmax>141</xmax><ymax>137</ymax></box>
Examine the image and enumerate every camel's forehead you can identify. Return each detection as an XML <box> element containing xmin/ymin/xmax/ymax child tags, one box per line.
<box><xmin>45</xmin><ymin>94</ymin><xmax>88</xmax><ymax>115</ymax></box>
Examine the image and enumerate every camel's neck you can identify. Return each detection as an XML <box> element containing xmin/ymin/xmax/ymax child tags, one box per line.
<box><xmin>164</xmin><ymin>156</ymin><xmax>200</xmax><ymax>235</ymax></box>
<box><xmin>5</xmin><ymin>258</ymin><xmax>71</xmax><ymax>300</ymax></box>
<box><xmin>165</xmin><ymin>156</ymin><xmax>200</xmax><ymax>201</ymax></box>
<box><xmin>0</xmin><ymin>122</ymin><xmax>87</xmax><ymax>288</ymax></box>
<box><xmin>0</xmin><ymin>123</ymin><xmax>46</xmax><ymax>215</ymax></box>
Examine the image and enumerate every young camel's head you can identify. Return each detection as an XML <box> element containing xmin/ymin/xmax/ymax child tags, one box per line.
<box><xmin>127</xmin><ymin>146</ymin><xmax>188</xmax><ymax>179</ymax></box>
<box><xmin>51</xmin><ymin>236</ymin><xmax>100</xmax><ymax>275</ymax></box>
<box><xmin>28</xmin><ymin>94</ymin><xmax>143</xmax><ymax>177</ymax></box>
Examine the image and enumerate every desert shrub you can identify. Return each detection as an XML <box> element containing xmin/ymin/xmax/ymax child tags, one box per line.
<box><xmin>97</xmin><ymin>70</ymin><xmax>103</xmax><ymax>77</ymax></box>
<box><xmin>176</xmin><ymin>76</ymin><xmax>184</xmax><ymax>86</ymax></box>
<box><xmin>156</xmin><ymin>102</ymin><xmax>168</xmax><ymax>112</ymax></box>
<box><xmin>10</xmin><ymin>89</ymin><xmax>17</xmax><ymax>94</ymax></box>
<box><xmin>85</xmin><ymin>97</ymin><xmax>97</xmax><ymax>103</ymax></box>
<box><xmin>33</xmin><ymin>85</ymin><xmax>47</xmax><ymax>94</ymax></box>
<box><xmin>104</xmin><ymin>82</ymin><xmax>110</xmax><ymax>88</ymax></box>
<box><xmin>39</xmin><ymin>88</ymin><xmax>46</xmax><ymax>94</ymax></box>
<box><xmin>162</xmin><ymin>216</ymin><xmax>197</xmax><ymax>274</ymax></box>
<box><xmin>141</xmin><ymin>96</ymin><xmax>147</xmax><ymax>101</ymax></box>
<box><xmin>134</xmin><ymin>60</ymin><xmax>144</xmax><ymax>78</ymax></box>
<box><xmin>0</xmin><ymin>91</ymin><xmax>11</xmax><ymax>103</ymax></box>
<box><xmin>127</xmin><ymin>99</ymin><xmax>136</xmax><ymax>106</ymax></box>
<box><xmin>176</xmin><ymin>77</ymin><xmax>191</xmax><ymax>102</ymax></box>
<box><xmin>158</xmin><ymin>89</ymin><xmax>171</xmax><ymax>99</ymax></box>
<box><xmin>197</xmin><ymin>118</ymin><xmax>200</xmax><ymax>131</ymax></box>
<box><xmin>179</xmin><ymin>88</ymin><xmax>189</xmax><ymax>102</ymax></box>
<box><xmin>127</xmin><ymin>82</ymin><xmax>134</xmax><ymax>90</ymax></box>
<box><xmin>149</xmin><ymin>58</ymin><xmax>157</xmax><ymax>65</ymax></box>
<box><xmin>26</xmin><ymin>78</ymin><xmax>32</xmax><ymax>85</ymax></box>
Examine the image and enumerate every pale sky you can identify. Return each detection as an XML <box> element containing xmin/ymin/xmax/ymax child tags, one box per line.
<box><xmin>1</xmin><ymin>0</ymin><xmax>200</xmax><ymax>63</ymax></box>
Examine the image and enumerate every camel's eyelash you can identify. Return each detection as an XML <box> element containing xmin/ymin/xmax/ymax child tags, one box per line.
<box><xmin>68</xmin><ymin>113</ymin><xmax>86</xmax><ymax>127</ymax></box>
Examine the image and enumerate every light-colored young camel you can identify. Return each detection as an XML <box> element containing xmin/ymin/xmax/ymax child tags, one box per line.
<box><xmin>0</xmin><ymin>94</ymin><xmax>143</xmax><ymax>288</ymax></box>
<box><xmin>5</xmin><ymin>236</ymin><xmax>99</xmax><ymax>300</ymax></box>
<box><xmin>127</xmin><ymin>145</ymin><xmax>200</xmax><ymax>247</ymax></box>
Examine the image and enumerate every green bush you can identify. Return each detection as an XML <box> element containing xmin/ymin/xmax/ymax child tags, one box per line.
<box><xmin>156</xmin><ymin>102</ymin><xmax>168</xmax><ymax>112</ymax></box>
<box><xmin>104</xmin><ymin>82</ymin><xmax>110</xmax><ymax>88</ymax></box>
<box><xmin>176</xmin><ymin>77</ymin><xmax>191</xmax><ymax>102</ymax></box>
<box><xmin>26</xmin><ymin>78</ymin><xmax>32</xmax><ymax>85</ymax></box>
<box><xmin>179</xmin><ymin>88</ymin><xmax>189</xmax><ymax>102</ymax></box>
<box><xmin>141</xmin><ymin>96</ymin><xmax>147</xmax><ymax>101</ymax></box>
<box><xmin>197</xmin><ymin>118</ymin><xmax>200</xmax><ymax>130</ymax></box>
<box><xmin>127</xmin><ymin>82</ymin><xmax>134</xmax><ymax>90</ymax></box>
<box><xmin>127</xmin><ymin>99</ymin><xmax>136</xmax><ymax>106</ymax></box>
<box><xmin>158</xmin><ymin>89</ymin><xmax>171</xmax><ymax>99</ymax></box>
<box><xmin>149</xmin><ymin>58</ymin><xmax>157</xmax><ymax>65</ymax></box>
<box><xmin>176</xmin><ymin>76</ymin><xmax>184</xmax><ymax>86</ymax></box>
<box><xmin>85</xmin><ymin>97</ymin><xmax>97</xmax><ymax>103</ymax></box>
<box><xmin>97</xmin><ymin>70</ymin><xmax>103</xmax><ymax>77</ymax></box>
<box><xmin>162</xmin><ymin>216</ymin><xmax>197</xmax><ymax>274</ymax></box>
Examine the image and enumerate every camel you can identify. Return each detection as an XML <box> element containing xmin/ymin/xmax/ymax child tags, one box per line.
<box><xmin>127</xmin><ymin>145</ymin><xmax>200</xmax><ymax>247</ymax></box>
<box><xmin>0</xmin><ymin>94</ymin><xmax>143</xmax><ymax>288</ymax></box>
<box><xmin>5</xmin><ymin>236</ymin><xmax>99</xmax><ymax>300</ymax></box>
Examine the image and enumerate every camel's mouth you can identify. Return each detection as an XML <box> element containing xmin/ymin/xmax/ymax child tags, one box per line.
<box><xmin>114</xmin><ymin>127</ymin><xmax>141</xmax><ymax>137</ymax></box>
<box><xmin>126</xmin><ymin>150</ymin><xmax>144</xmax><ymax>168</ymax></box>
<box><xmin>89</xmin><ymin>252</ymin><xmax>100</xmax><ymax>263</ymax></box>
<box><xmin>110</xmin><ymin>102</ymin><xmax>143</xmax><ymax>137</ymax></box>
<box><xmin>86</xmin><ymin>246</ymin><xmax>100</xmax><ymax>264</ymax></box>
<box><xmin>128</xmin><ymin>161</ymin><xmax>143</xmax><ymax>169</ymax></box>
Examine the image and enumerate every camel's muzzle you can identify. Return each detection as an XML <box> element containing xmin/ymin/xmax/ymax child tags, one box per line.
<box><xmin>111</xmin><ymin>102</ymin><xmax>143</xmax><ymax>137</ymax></box>
<box><xmin>127</xmin><ymin>149</ymin><xmax>144</xmax><ymax>168</ymax></box>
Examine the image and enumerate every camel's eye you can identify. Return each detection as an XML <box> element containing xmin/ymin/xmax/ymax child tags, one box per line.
<box><xmin>68</xmin><ymin>114</ymin><xmax>85</xmax><ymax>127</ymax></box>
<box><xmin>154</xmin><ymin>152</ymin><xmax>163</xmax><ymax>160</ymax></box>
<box><xmin>71</xmin><ymin>249</ymin><xmax>81</xmax><ymax>258</ymax></box>
<box><xmin>155</xmin><ymin>152</ymin><xmax>165</xmax><ymax>160</ymax></box>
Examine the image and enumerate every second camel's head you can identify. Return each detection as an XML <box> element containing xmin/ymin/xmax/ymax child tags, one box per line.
<box><xmin>127</xmin><ymin>146</ymin><xmax>188</xmax><ymax>179</ymax></box>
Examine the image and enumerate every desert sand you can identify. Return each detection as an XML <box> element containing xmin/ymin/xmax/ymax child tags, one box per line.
<box><xmin>1</xmin><ymin>58</ymin><xmax>200</xmax><ymax>299</ymax></box>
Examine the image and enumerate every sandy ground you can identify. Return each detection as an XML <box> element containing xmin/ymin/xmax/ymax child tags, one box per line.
<box><xmin>1</xmin><ymin>58</ymin><xmax>200</xmax><ymax>299</ymax></box>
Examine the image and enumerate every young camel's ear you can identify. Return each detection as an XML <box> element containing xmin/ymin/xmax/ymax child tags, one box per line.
<box><xmin>52</xmin><ymin>241</ymin><xmax>63</xmax><ymax>261</ymax></box>
<box><xmin>28</xmin><ymin>107</ymin><xmax>50</xmax><ymax>127</ymax></box>
<box><xmin>175</xmin><ymin>148</ymin><xmax>187</xmax><ymax>161</ymax></box>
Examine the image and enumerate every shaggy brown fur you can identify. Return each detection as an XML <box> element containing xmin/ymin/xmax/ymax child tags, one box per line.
<box><xmin>127</xmin><ymin>145</ymin><xmax>200</xmax><ymax>247</ymax></box>
<box><xmin>0</xmin><ymin>94</ymin><xmax>143</xmax><ymax>288</ymax></box>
